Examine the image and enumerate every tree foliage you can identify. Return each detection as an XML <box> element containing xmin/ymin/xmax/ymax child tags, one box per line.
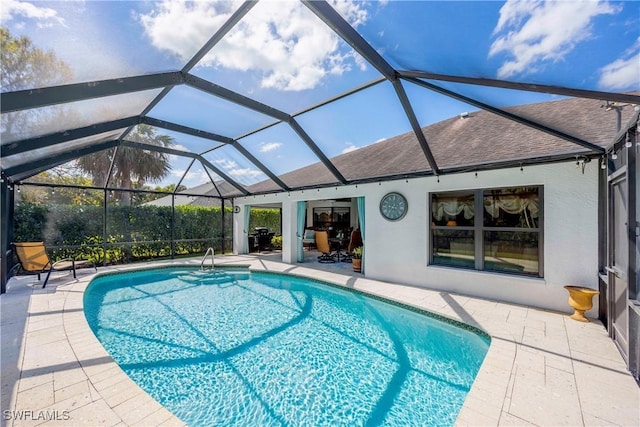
<box><xmin>0</xmin><ymin>27</ymin><xmax>73</xmax><ymax>91</ymax></box>
<box><xmin>19</xmin><ymin>168</ymin><xmax>102</xmax><ymax>206</ymax></box>
<box><xmin>75</xmin><ymin>124</ymin><xmax>176</xmax><ymax>205</ymax></box>
<box><xmin>1</xmin><ymin>27</ymin><xmax>74</xmax><ymax>142</ymax></box>
<box><xmin>130</xmin><ymin>184</ymin><xmax>188</xmax><ymax>205</ymax></box>
<box><xmin>18</xmin><ymin>172</ymin><xmax>188</xmax><ymax>207</ymax></box>
<box><xmin>1</xmin><ymin>27</ymin><xmax>175</xmax><ymax>201</ymax></box>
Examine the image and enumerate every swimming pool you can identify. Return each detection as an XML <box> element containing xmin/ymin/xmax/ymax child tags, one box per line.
<box><xmin>84</xmin><ymin>267</ymin><xmax>490</xmax><ymax>426</ymax></box>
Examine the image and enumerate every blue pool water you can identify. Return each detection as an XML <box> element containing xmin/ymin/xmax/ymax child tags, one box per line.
<box><xmin>84</xmin><ymin>267</ymin><xmax>489</xmax><ymax>426</ymax></box>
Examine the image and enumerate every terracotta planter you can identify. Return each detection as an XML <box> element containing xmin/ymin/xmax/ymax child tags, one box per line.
<box><xmin>352</xmin><ymin>258</ymin><xmax>361</xmax><ymax>272</ymax></box>
<box><xmin>564</xmin><ymin>285</ymin><xmax>599</xmax><ymax>322</ymax></box>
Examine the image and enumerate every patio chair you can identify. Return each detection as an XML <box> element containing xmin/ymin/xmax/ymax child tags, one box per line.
<box><xmin>314</xmin><ymin>231</ymin><xmax>336</xmax><ymax>263</ymax></box>
<box><xmin>302</xmin><ymin>229</ymin><xmax>316</xmax><ymax>250</ymax></box>
<box><xmin>348</xmin><ymin>230</ymin><xmax>363</xmax><ymax>253</ymax></box>
<box><xmin>12</xmin><ymin>242</ymin><xmax>95</xmax><ymax>288</ymax></box>
<box><xmin>341</xmin><ymin>229</ymin><xmax>363</xmax><ymax>262</ymax></box>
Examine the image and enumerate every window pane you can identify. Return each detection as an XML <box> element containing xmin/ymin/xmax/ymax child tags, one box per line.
<box><xmin>432</xmin><ymin>229</ymin><xmax>475</xmax><ymax>269</ymax></box>
<box><xmin>431</xmin><ymin>193</ymin><xmax>474</xmax><ymax>226</ymax></box>
<box><xmin>313</xmin><ymin>208</ymin><xmax>332</xmax><ymax>230</ymax></box>
<box><xmin>332</xmin><ymin>208</ymin><xmax>351</xmax><ymax>235</ymax></box>
<box><xmin>484</xmin><ymin>231</ymin><xmax>539</xmax><ymax>276</ymax></box>
<box><xmin>332</xmin><ymin>208</ymin><xmax>350</xmax><ymax>223</ymax></box>
<box><xmin>483</xmin><ymin>187</ymin><xmax>539</xmax><ymax>228</ymax></box>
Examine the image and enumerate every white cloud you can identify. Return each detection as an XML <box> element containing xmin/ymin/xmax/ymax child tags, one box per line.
<box><xmin>186</xmin><ymin>169</ymin><xmax>210</xmax><ymax>182</ymax></box>
<box><xmin>214</xmin><ymin>158</ymin><xmax>264</xmax><ymax>180</ymax></box>
<box><xmin>341</xmin><ymin>143</ymin><xmax>358</xmax><ymax>154</ymax></box>
<box><xmin>214</xmin><ymin>158</ymin><xmax>238</xmax><ymax>169</ymax></box>
<box><xmin>1</xmin><ymin>0</ymin><xmax>65</xmax><ymax>27</ymax></box>
<box><xmin>167</xmin><ymin>144</ymin><xmax>189</xmax><ymax>162</ymax></box>
<box><xmin>138</xmin><ymin>0</ymin><xmax>368</xmax><ymax>91</ymax></box>
<box><xmin>3</xmin><ymin>1</ymin><xmax>140</xmax><ymax>85</ymax></box>
<box><xmin>331</xmin><ymin>0</ymin><xmax>368</xmax><ymax>27</ymax></box>
<box><xmin>228</xmin><ymin>167</ymin><xmax>265</xmax><ymax>179</ymax></box>
<box><xmin>138</xmin><ymin>1</ymin><xmax>238</xmax><ymax>63</ymax></box>
<box><xmin>171</xmin><ymin>168</ymin><xmax>208</xmax><ymax>182</ymax></box>
<box><xmin>259</xmin><ymin>142</ymin><xmax>282</xmax><ymax>153</ymax></box>
<box><xmin>598</xmin><ymin>38</ymin><xmax>640</xmax><ymax>90</ymax></box>
<box><xmin>173</xmin><ymin>168</ymin><xmax>214</xmax><ymax>189</ymax></box>
<box><xmin>167</xmin><ymin>150</ymin><xmax>189</xmax><ymax>165</ymax></box>
<box><xmin>489</xmin><ymin>0</ymin><xmax>619</xmax><ymax>79</ymax></box>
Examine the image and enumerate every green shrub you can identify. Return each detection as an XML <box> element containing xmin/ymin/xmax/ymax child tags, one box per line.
<box><xmin>12</xmin><ymin>203</ymin><xmax>243</xmax><ymax>265</ymax></box>
<box><xmin>352</xmin><ymin>246</ymin><xmax>363</xmax><ymax>258</ymax></box>
<box><xmin>271</xmin><ymin>235</ymin><xmax>283</xmax><ymax>249</ymax></box>
<box><xmin>249</xmin><ymin>208</ymin><xmax>281</xmax><ymax>234</ymax></box>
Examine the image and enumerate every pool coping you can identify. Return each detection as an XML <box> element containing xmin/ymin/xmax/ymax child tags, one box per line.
<box><xmin>3</xmin><ymin>255</ymin><xmax>639</xmax><ymax>426</ymax></box>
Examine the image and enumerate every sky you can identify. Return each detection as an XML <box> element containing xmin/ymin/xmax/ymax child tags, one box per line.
<box><xmin>2</xmin><ymin>0</ymin><xmax>639</xmax><ymax>189</ymax></box>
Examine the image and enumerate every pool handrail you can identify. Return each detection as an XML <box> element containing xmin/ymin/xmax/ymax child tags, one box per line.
<box><xmin>200</xmin><ymin>248</ymin><xmax>215</xmax><ymax>270</ymax></box>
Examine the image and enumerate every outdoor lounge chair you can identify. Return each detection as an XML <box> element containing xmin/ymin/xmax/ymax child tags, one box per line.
<box><xmin>12</xmin><ymin>242</ymin><xmax>95</xmax><ymax>288</ymax></box>
<box><xmin>314</xmin><ymin>231</ymin><xmax>336</xmax><ymax>263</ymax></box>
<box><xmin>302</xmin><ymin>229</ymin><xmax>316</xmax><ymax>250</ymax></box>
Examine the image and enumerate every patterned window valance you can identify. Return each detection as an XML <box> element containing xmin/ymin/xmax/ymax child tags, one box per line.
<box><xmin>484</xmin><ymin>194</ymin><xmax>539</xmax><ymax>218</ymax></box>
<box><xmin>433</xmin><ymin>191</ymin><xmax>539</xmax><ymax>226</ymax></box>
<box><xmin>432</xmin><ymin>199</ymin><xmax>475</xmax><ymax>221</ymax></box>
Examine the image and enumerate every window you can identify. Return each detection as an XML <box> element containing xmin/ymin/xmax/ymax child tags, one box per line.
<box><xmin>430</xmin><ymin>186</ymin><xmax>542</xmax><ymax>277</ymax></box>
<box><xmin>313</xmin><ymin>207</ymin><xmax>350</xmax><ymax>236</ymax></box>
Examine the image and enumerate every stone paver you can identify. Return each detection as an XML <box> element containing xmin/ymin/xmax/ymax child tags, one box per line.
<box><xmin>1</xmin><ymin>255</ymin><xmax>638</xmax><ymax>426</ymax></box>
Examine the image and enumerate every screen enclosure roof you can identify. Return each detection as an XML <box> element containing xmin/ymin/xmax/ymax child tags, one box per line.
<box><xmin>1</xmin><ymin>0</ymin><xmax>639</xmax><ymax>198</ymax></box>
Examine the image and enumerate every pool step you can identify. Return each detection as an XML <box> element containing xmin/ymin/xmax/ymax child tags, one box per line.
<box><xmin>178</xmin><ymin>270</ymin><xmax>250</xmax><ymax>285</ymax></box>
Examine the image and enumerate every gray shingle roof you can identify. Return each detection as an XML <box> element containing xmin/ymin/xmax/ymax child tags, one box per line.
<box><xmin>176</xmin><ymin>94</ymin><xmax>638</xmax><ymax>199</ymax></box>
<box><xmin>247</xmin><ymin>95</ymin><xmax>637</xmax><ymax>192</ymax></box>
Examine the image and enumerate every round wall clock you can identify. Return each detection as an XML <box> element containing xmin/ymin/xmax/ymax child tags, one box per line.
<box><xmin>379</xmin><ymin>192</ymin><xmax>408</xmax><ymax>221</ymax></box>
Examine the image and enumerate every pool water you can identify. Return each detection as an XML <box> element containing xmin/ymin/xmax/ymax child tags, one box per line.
<box><xmin>84</xmin><ymin>267</ymin><xmax>489</xmax><ymax>426</ymax></box>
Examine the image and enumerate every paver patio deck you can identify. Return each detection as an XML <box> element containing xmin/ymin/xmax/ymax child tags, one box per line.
<box><xmin>2</xmin><ymin>254</ymin><xmax>638</xmax><ymax>426</ymax></box>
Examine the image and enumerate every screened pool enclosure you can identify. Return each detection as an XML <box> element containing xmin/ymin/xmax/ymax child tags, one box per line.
<box><xmin>1</xmin><ymin>0</ymin><xmax>639</xmax><ymax>294</ymax></box>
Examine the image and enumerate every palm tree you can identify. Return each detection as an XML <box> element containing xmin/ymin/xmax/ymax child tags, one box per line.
<box><xmin>76</xmin><ymin>125</ymin><xmax>175</xmax><ymax>205</ymax></box>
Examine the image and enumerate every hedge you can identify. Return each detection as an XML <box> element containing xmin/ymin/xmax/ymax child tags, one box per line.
<box><xmin>248</xmin><ymin>207</ymin><xmax>281</xmax><ymax>234</ymax></box>
<box><xmin>13</xmin><ymin>204</ymin><xmax>226</xmax><ymax>265</ymax></box>
<box><xmin>13</xmin><ymin>203</ymin><xmax>281</xmax><ymax>266</ymax></box>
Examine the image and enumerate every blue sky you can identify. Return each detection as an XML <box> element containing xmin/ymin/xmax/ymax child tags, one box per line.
<box><xmin>2</xmin><ymin>0</ymin><xmax>639</xmax><ymax>189</ymax></box>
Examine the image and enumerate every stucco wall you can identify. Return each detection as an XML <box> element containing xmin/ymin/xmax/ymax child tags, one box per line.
<box><xmin>234</xmin><ymin>161</ymin><xmax>600</xmax><ymax>315</ymax></box>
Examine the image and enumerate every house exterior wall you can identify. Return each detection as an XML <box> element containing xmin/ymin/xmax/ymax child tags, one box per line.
<box><xmin>234</xmin><ymin>161</ymin><xmax>599</xmax><ymax>315</ymax></box>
